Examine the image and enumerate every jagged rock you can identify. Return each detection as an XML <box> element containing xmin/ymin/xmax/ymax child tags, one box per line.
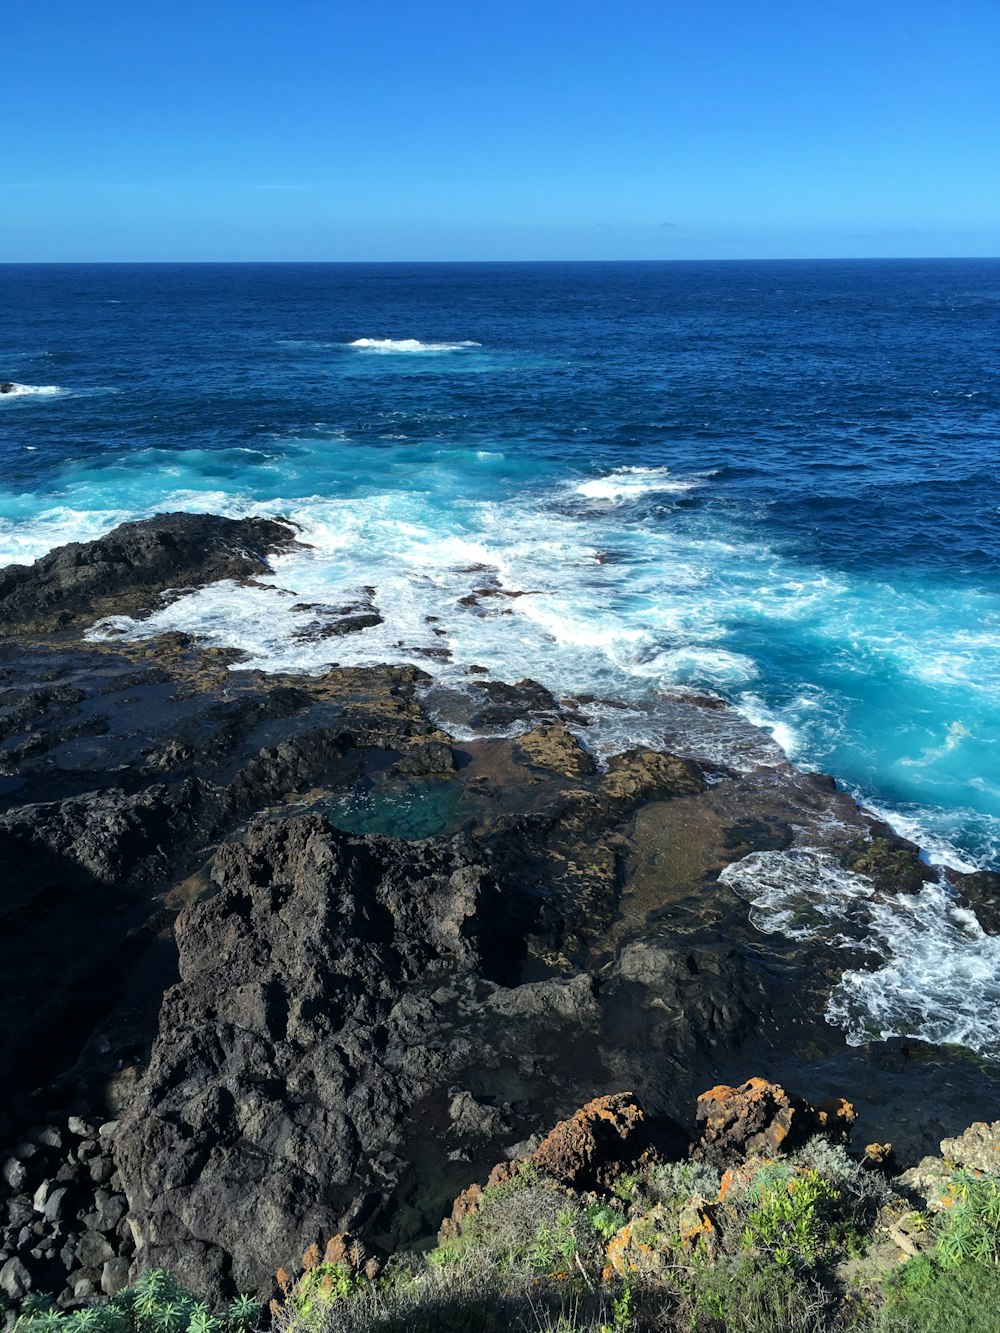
<box><xmin>899</xmin><ymin>1118</ymin><xmax>1000</xmax><ymax>1205</ymax></box>
<box><xmin>101</xmin><ymin>1256</ymin><xmax>130</xmax><ymax>1296</ymax></box>
<box><xmin>692</xmin><ymin>1078</ymin><xmax>855</xmax><ymax>1163</ymax></box>
<box><xmin>0</xmin><ymin>512</ymin><xmax>298</xmax><ymax>635</ymax></box>
<box><xmin>514</xmin><ymin>725</ymin><xmax>595</xmax><ymax>778</ymax></box>
<box><xmin>115</xmin><ymin>814</ymin><xmax>521</xmax><ymax>1299</ymax></box>
<box><xmin>600</xmin><ymin>748</ymin><xmax>704</xmax><ymax>806</ymax></box>
<box><xmin>530</xmin><ymin>1092</ymin><xmax>654</xmax><ymax>1190</ymax></box>
<box><xmin>1</xmin><ymin>1159</ymin><xmax>25</xmax><ymax>1192</ymax></box>
<box><xmin>440</xmin><ymin>1092</ymin><xmax>656</xmax><ymax>1243</ymax></box>
<box><xmin>0</xmin><ymin>781</ymin><xmax>208</xmax><ymax>900</ymax></box>
<box><xmin>41</xmin><ymin>1188</ymin><xmax>68</xmax><ymax>1223</ymax></box>
<box><xmin>940</xmin><ymin>1118</ymin><xmax>1000</xmax><ymax>1172</ymax></box>
<box><xmin>953</xmin><ymin>871</ymin><xmax>1000</xmax><ymax>934</ymax></box>
<box><xmin>75</xmin><ymin>1230</ymin><xmax>114</xmax><ymax>1269</ymax></box>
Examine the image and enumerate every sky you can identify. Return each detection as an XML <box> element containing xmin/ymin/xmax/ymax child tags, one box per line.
<box><xmin>2</xmin><ymin>0</ymin><xmax>999</xmax><ymax>261</ymax></box>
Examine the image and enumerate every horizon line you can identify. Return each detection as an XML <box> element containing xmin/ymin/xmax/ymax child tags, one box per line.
<box><xmin>1</xmin><ymin>254</ymin><xmax>999</xmax><ymax>267</ymax></box>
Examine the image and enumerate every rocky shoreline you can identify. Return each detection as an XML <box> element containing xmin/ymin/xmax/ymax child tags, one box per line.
<box><xmin>1</xmin><ymin>513</ymin><xmax>998</xmax><ymax>1312</ymax></box>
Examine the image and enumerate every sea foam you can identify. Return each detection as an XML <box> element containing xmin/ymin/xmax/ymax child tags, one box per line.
<box><xmin>720</xmin><ymin>848</ymin><xmax>1000</xmax><ymax>1057</ymax></box>
<box><xmin>0</xmin><ymin>382</ymin><xmax>63</xmax><ymax>397</ymax></box>
<box><xmin>348</xmin><ymin>338</ymin><xmax>481</xmax><ymax>353</ymax></box>
<box><xmin>574</xmin><ymin>466</ymin><xmax>700</xmax><ymax>501</ymax></box>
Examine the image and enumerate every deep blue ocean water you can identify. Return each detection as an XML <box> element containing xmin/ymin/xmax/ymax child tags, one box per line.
<box><xmin>2</xmin><ymin>260</ymin><xmax>999</xmax><ymax>1049</ymax></box>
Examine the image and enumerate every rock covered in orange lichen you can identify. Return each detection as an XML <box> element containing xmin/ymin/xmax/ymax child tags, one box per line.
<box><xmin>439</xmin><ymin>1092</ymin><xmax>655</xmax><ymax>1243</ymax></box>
<box><xmin>693</xmin><ymin>1077</ymin><xmax>855</xmax><ymax>1162</ymax></box>
<box><xmin>531</xmin><ymin>1092</ymin><xmax>654</xmax><ymax>1190</ymax></box>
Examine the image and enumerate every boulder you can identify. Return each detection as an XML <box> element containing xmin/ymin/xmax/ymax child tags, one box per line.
<box><xmin>900</xmin><ymin>1118</ymin><xmax>1000</xmax><ymax>1205</ymax></box>
<box><xmin>439</xmin><ymin>1092</ymin><xmax>656</xmax><ymax>1243</ymax></box>
<box><xmin>692</xmin><ymin>1078</ymin><xmax>855</xmax><ymax>1163</ymax></box>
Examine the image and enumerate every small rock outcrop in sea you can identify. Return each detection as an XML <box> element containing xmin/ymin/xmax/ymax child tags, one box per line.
<box><xmin>0</xmin><ymin>511</ymin><xmax>298</xmax><ymax>635</ymax></box>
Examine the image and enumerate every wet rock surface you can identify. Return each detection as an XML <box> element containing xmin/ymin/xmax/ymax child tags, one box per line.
<box><xmin>2</xmin><ymin>514</ymin><xmax>1000</xmax><ymax>1307</ymax></box>
<box><xmin>0</xmin><ymin>512</ymin><xmax>298</xmax><ymax>636</ymax></box>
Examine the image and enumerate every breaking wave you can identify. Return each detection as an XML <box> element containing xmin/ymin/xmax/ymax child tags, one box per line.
<box><xmin>721</xmin><ymin>848</ymin><xmax>1000</xmax><ymax>1058</ymax></box>
<box><xmin>574</xmin><ymin>467</ymin><xmax>702</xmax><ymax>501</ymax></box>
<box><xmin>348</xmin><ymin>338</ymin><xmax>481</xmax><ymax>353</ymax></box>
<box><xmin>0</xmin><ymin>382</ymin><xmax>63</xmax><ymax>397</ymax></box>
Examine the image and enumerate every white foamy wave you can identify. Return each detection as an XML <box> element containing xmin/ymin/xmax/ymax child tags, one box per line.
<box><xmin>721</xmin><ymin>848</ymin><xmax>1000</xmax><ymax>1057</ymax></box>
<box><xmin>574</xmin><ymin>467</ymin><xmax>700</xmax><ymax>502</ymax></box>
<box><xmin>0</xmin><ymin>382</ymin><xmax>63</xmax><ymax>397</ymax></box>
<box><xmin>860</xmin><ymin>801</ymin><xmax>986</xmax><ymax>874</ymax></box>
<box><xmin>737</xmin><ymin>695</ymin><xmax>802</xmax><ymax>759</ymax></box>
<box><xmin>348</xmin><ymin>338</ymin><xmax>481</xmax><ymax>354</ymax></box>
<box><xmin>0</xmin><ymin>507</ymin><xmax>134</xmax><ymax>565</ymax></box>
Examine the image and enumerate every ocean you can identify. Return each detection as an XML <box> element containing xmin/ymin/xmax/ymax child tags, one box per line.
<box><xmin>2</xmin><ymin>259</ymin><xmax>999</xmax><ymax>1050</ymax></box>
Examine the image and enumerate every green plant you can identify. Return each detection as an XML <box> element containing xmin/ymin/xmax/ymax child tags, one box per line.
<box><xmin>687</xmin><ymin>1257</ymin><xmax>830</xmax><ymax>1332</ymax></box>
<box><xmin>932</xmin><ymin>1172</ymin><xmax>1000</xmax><ymax>1268</ymax></box>
<box><xmin>647</xmin><ymin>1162</ymin><xmax>721</xmax><ymax>1205</ymax></box>
<box><xmin>586</xmin><ymin>1203</ymin><xmax>628</xmax><ymax>1242</ymax></box>
<box><xmin>280</xmin><ymin>1264</ymin><xmax>360</xmax><ymax>1331</ymax></box>
<box><xmin>878</xmin><ymin>1258</ymin><xmax>1000</xmax><ymax>1333</ymax></box>
<box><xmin>611</xmin><ymin>1174</ymin><xmax>639</xmax><ymax>1207</ymax></box>
<box><xmin>740</xmin><ymin>1167</ymin><xmax>848</xmax><ymax>1267</ymax></box>
<box><xmin>224</xmin><ymin>1295</ymin><xmax>258</xmax><ymax>1333</ymax></box>
<box><xmin>17</xmin><ymin>1313</ymin><xmax>66</xmax><ymax>1333</ymax></box>
<box><xmin>184</xmin><ymin>1304</ymin><xmax>222</xmax><ymax>1333</ymax></box>
<box><xmin>530</xmin><ymin>1209</ymin><xmax>582</xmax><ymax>1274</ymax></box>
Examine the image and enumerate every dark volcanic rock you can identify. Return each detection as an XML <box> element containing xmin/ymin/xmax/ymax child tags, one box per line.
<box><xmin>0</xmin><ymin>781</ymin><xmax>214</xmax><ymax>1100</ymax></box>
<box><xmin>0</xmin><ymin>512</ymin><xmax>298</xmax><ymax>635</ymax></box>
<box><xmin>953</xmin><ymin>870</ymin><xmax>1000</xmax><ymax>934</ymax></box>
<box><xmin>115</xmin><ymin>815</ymin><xmax>521</xmax><ymax>1297</ymax></box>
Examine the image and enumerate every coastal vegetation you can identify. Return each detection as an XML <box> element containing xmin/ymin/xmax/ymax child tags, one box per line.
<box><xmin>8</xmin><ymin>1087</ymin><xmax>1000</xmax><ymax>1333</ymax></box>
<box><xmin>9</xmin><ymin>1147</ymin><xmax>1000</xmax><ymax>1332</ymax></box>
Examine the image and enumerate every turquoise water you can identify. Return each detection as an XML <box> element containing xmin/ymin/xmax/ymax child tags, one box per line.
<box><xmin>1</xmin><ymin>261</ymin><xmax>998</xmax><ymax>875</ymax></box>
<box><xmin>315</xmin><ymin>777</ymin><xmax>475</xmax><ymax>841</ymax></box>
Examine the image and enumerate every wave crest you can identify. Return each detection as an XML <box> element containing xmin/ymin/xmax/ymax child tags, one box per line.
<box><xmin>574</xmin><ymin>466</ymin><xmax>700</xmax><ymax>501</ymax></box>
<box><xmin>348</xmin><ymin>338</ymin><xmax>481</xmax><ymax>354</ymax></box>
<box><xmin>0</xmin><ymin>382</ymin><xmax>63</xmax><ymax>397</ymax></box>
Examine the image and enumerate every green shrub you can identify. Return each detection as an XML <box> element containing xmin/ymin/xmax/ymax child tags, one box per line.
<box><xmin>686</xmin><ymin>1257</ymin><xmax>832</xmax><ymax>1332</ymax></box>
<box><xmin>645</xmin><ymin>1162</ymin><xmax>721</xmax><ymax>1206</ymax></box>
<box><xmin>932</xmin><ymin>1172</ymin><xmax>1000</xmax><ymax>1268</ymax></box>
<box><xmin>740</xmin><ymin>1166</ymin><xmax>853</xmax><ymax>1268</ymax></box>
<box><xmin>13</xmin><ymin>1271</ymin><xmax>259</xmax><ymax>1333</ymax></box>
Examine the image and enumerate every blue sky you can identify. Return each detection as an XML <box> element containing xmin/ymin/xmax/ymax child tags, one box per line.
<box><xmin>3</xmin><ymin>0</ymin><xmax>998</xmax><ymax>260</ymax></box>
